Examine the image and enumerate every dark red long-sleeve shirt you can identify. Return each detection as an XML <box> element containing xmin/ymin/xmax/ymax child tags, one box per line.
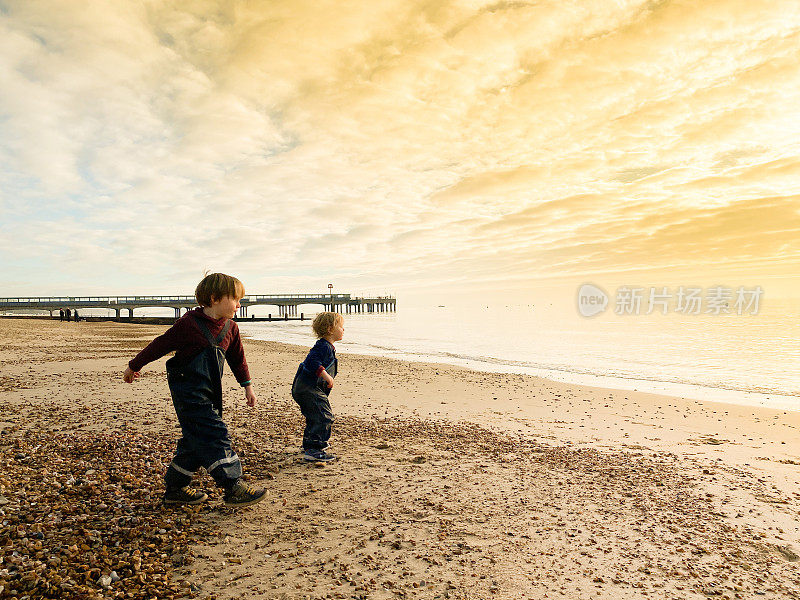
<box><xmin>128</xmin><ymin>307</ymin><xmax>251</xmax><ymax>385</ymax></box>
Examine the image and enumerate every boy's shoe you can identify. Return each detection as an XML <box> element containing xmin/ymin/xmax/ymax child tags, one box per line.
<box><xmin>163</xmin><ymin>485</ymin><xmax>208</xmax><ymax>505</ymax></box>
<box><xmin>300</xmin><ymin>442</ymin><xmax>330</xmax><ymax>453</ymax></box>
<box><xmin>224</xmin><ymin>480</ymin><xmax>267</xmax><ymax>507</ymax></box>
<box><xmin>302</xmin><ymin>449</ymin><xmax>336</xmax><ymax>462</ymax></box>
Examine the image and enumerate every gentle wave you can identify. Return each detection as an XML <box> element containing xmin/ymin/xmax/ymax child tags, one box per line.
<box><xmin>239</xmin><ymin>312</ymin><xmax>800</xmax><ymax>412</ymax></box>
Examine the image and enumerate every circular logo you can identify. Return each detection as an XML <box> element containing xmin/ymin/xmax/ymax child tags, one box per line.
<box><xmin>577</xmin><ymin>283</ymin><xmax>608</xmax><ymax>317</ymax></box>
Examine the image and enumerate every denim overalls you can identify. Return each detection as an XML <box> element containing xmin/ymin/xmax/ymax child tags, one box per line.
<box><xmin>164</xmin><ymin>315</ymin><xmax>242</xmax><ymax>489</ymax></box>
<box><xmin>292</xmin><ymin>354</ymin><xmax>337</xmax><ymax>451</ymax></box>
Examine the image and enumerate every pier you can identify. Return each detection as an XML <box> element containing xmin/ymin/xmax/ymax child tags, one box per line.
<box><xmin>0</xmin><ymin>293</ymin><xmax>396</xmax><ymax>320</ymax></box>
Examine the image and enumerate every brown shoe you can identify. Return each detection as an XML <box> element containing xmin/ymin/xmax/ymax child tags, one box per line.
<box><xmin>224</xmin><ymin>480</ymin><xmax>266</xmax><ymax>507</ymax></box>
<box><xmin>164</xmin><ymin>485</ymin><xmax>208</xmax><ymax>505</ymax></box>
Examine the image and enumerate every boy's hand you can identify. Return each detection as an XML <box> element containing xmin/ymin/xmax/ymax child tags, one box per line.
<box><xmin>322</xmin><ymin>373</ymin><xmax>334</xmax><ymax>389</ymax></box>
<box><xmin>123</xmin><ymin>367</ymin><xmax>140</xmax><ymax>383</ymax></box>
<box><xmin>244</xmin><ymin>384</ymin><xmax>257</xmax><ymax>407</ymax></box>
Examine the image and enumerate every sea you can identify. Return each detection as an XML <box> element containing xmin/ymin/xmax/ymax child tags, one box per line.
<box><xmin>11</xmin><ymin>293</ymin><xmax>799</xmax><ymax>412</ymax></box>
<box><xmin>236</xmin><ymin>296</ymin><xmax>800</xmax><ymax>413</ymax></box>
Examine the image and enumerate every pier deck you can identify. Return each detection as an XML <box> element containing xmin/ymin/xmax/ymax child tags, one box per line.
<box><xmin>0</xmin><ymin>293</ymin><xmax>396</xmax><ymax>319</ymax></box>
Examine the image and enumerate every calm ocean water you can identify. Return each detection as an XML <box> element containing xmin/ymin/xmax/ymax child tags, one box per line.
<box><xmin>237</xmin><ymin>297</ymin><xmax>800</xmax><ymax>412</ymax></box>
<box><xmin>13</xmin><ymin>295</ymin><xmax>797</xmax><ymax>411</ymax></box>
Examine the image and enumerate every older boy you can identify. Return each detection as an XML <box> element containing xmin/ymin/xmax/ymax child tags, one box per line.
<box><xmin>123</xmin><ymin>273</ymin><xmax>266</xmax><ymax>507</ymax></box>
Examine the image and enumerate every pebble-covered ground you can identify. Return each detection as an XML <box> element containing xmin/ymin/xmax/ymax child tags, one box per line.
<box><xmin>2</xmin><ymin>319</ymin><xmax>800</xmax><ymax>599</ymax></box>
<box><xmin>1</xmin><ymin>428</ymin><xmax>199</xmax><ymax>599</ymax></box>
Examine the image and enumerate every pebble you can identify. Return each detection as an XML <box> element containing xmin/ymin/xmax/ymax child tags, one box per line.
<box><xmin>0</xmin><ymin>431</ymin><xmax>199</xmax><ymax>599</ymax></box>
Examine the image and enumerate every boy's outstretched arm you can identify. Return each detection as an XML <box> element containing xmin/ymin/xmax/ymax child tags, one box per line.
<box><xmin>244</xmin><ymin>384</ymin><xmax>257</xmax><ymax>407</ymax></box>
<box><xmin>321</xmin><ymin>371</ymin><xmax>334</xmax><ymax>389</ymax></box>
<box><xmin>122</xmin><ymin>322</ymin><xmax>183</xmax><ymax>384</ymax></box>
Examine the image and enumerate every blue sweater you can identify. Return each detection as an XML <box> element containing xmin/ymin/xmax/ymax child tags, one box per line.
<box><xmin>298</xmin><ymin>338</ymin><xmax>338</xmax><ymax>386</ymax></box>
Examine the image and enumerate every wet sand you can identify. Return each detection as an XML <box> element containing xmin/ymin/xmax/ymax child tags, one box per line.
<box><xmin>2</xmin><ymin>318</ymin><xmax>800</xmax><ymax>599</ymax></box>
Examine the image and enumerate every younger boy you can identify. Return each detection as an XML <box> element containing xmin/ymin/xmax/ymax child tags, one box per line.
<box><xmin>123</xmin><ymin>273</ymin><xmax>266</xmax><ymax>507</ymax></box>
<box><xmin>292</xmin><ymin>312</ymin><xmax>343</xmax><ymax>462</ymax></box>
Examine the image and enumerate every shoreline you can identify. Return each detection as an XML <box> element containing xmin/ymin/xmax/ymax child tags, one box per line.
<box><xmin>240</xmin><ymin>330</ymin><xmax>800</xmax><ymax>415</ymax></box>
<box><xmin>3</xmin><ymin>319</ymin><xmax>800</xmax><ymax>599</ymax></box>
<box><xmin>7</xmin><ymin>313</ymin><xmax>798</xmax><ymax>411</ymax></box>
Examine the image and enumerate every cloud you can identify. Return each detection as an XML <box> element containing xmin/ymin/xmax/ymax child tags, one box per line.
<box><xmin>1</xmin><ymin>0</ymin><xmax>799</xmax><ymax>295</ymax></box>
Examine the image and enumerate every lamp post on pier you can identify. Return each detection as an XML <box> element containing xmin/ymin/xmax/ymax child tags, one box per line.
<box><xmin>328</xmin><ymin>283</ymin><xmax>333</xmax><ymax>311</ymax></box>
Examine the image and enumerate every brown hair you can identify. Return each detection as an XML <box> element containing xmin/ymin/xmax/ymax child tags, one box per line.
<box><xmin>195</xmin><ymin>273</ymin><xmax>245</xmax><ymax>307</ymax></box>
<box><xmin>312</xmin><ymin>311</ymin><xmax>343</xmax><ymax>338</ymax></box>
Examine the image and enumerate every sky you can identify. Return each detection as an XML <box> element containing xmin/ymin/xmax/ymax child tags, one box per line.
<box><xmin>1</xmin><ymin>0</ymin><xmax>800</xmax><ymax>301</ymax></box>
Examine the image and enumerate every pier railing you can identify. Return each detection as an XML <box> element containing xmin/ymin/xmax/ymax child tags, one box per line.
<box><xmin>0</xmin><ymin>293</ymin><xmax>396</xmax><ymax>317</ymax></box>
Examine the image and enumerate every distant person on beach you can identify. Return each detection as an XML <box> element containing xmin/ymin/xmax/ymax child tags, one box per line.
<box><xmin>65</xmin><ymin>308</ymin><xmax>71</xmax><ymax>321</ymax></box>
<box><xmin>73</xmin><ymin>310</ymin><xmax>79</xmax><ymax>322</ymax></box>
<box><xmin>292</xmin><ymin>311</ymin><xmax>343</xmax><ymax>462</ymax></box>
<box><xmin>59</xmin><ymin>308</ymin><xmax>64</xmax><ymax>322</ymax></box>
<box><xmin>122</xmin><ymin>272</ymin><xmax>266</xmax><ymax>507</ymax></box>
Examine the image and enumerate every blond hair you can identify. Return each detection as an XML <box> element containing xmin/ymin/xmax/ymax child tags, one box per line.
<box><xmin>195</xmin><ymin>272</ymin><xmax>245</xmax><ymax>306</ymax></box>
<box><xmin>312</xmin><ymin>311</ymin><xmax>343</xmax><ymax>338</ymax></box>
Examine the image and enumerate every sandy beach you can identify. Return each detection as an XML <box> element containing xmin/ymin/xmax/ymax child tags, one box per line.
<box><xmin>2</xmin><ymin>318</ymin><xmax>800</xmax><ymax>600</ymax></box>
